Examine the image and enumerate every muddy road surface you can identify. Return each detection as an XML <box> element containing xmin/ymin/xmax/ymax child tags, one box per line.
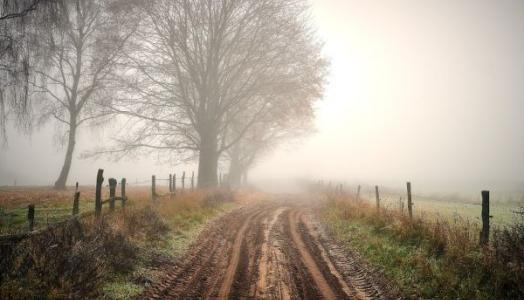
<box><xmin>138</xmin><ymin>199</ymin><xmax>393</xmax><ymax>299</ymax></box>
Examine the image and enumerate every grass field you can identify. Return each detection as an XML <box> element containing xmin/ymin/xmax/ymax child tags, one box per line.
<box><xmin>0</xmin><ymin>185</ymin><xmax>184</xmax><ymax>234</ymax></box>
<box><xmin>358</xmin><ymin>190</ymin><xmax>523</xmax><ymax>226</ymax></box>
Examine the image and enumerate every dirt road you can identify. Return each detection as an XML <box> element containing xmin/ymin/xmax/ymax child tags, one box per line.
<box><xmin>138</xmin><ymin>200</ymin><xmax>392</xmax><ymax>299</ymax></box>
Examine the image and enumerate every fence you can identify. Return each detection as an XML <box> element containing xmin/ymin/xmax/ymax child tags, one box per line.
<box><xmin>0</xmin><ymin>168</ymin><xmax>218</xmax><ymax>244</ymax></box>
<box><xmin>319</xmin><ymin>181</ymin><xmax>493</xmax><ymax>245</ymax></box>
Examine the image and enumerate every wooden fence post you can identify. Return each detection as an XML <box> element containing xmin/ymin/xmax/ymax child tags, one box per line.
<box><xmin>407</xmin><ymin>181</ymin><xmax>413</xmax><ymax>220</ymax></box>
<box><xmin>151</xmin><ymin>175</ymin><xmax>156</xmax><ymax>201</ymax></box>
<box><xmin>356</xmin><ymin>185</ymin><xmax>361</xmax><ymax>202</ymax></box>
<box><xmin>182</xmin><ymin>171</ymin><xmax>185</xmax><ymax>190</ymax></box>
<box><xmin>121</xmin><ymin>178</ymin><xmax>126</xmax><ymax>207</ymax></box>
<box><xmin>169</xmin><ymin>174</ymin><xmax>173</xmax><ymax>192</ymax></box>
<box><xmin>27</xmin><ymin>204</ymin><xmax>35</xmax><ymax>231</ymax></box>
<box><xmin>95</xmin><ymin>169</ymin><xmax>104</xmax><ymax>218</ymax></box>
<box><xmin>72</xmin><ymin>191</ymin><xmax>80</xmax><ymax>216</ymax></box>
<box><xmin>173</xmin><ymin>173</ymin><xmax>177</xmax><ymax>195</ymax></box>
<box><xmin>109</xmin><ymin>178</ymin><xmax>117</xmax><ymax>211</ymax></box>
<box><xmin>191</xmin><ymin>171</ymin><xmax>194</xmax><ymax>190</ymax></box>
<box><xmin>480</xmin><ymin>190</ymin><xmax>490</xmax><ymax>245</ymax></box>
<box><xmin>375</xmin><ymin>185</ymin><xmax>380</xmax><ymax>211</ymax></box>
<box><xmin>75</xmin><ymin>182</ymin><xmax>79</xmax><ymax>192</ymax></box>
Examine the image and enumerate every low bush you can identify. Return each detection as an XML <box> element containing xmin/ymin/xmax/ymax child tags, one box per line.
<box><xmin>489</xmin><ymin>207</ymin><xmax>524</xmax><ymax>298</ymax></box>
<box><xmin>0</xmin><ymin>218</ymin><xmax>138</xmax><ymax>299</ymax></box>
<box><xmin>123</xmin><ymin>206</ymin><xmax>170</xmax><ymax>243</ymax></box>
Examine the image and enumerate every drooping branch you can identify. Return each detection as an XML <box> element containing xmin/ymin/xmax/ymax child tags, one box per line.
<box><xmin>0</xmin><ymin>0</ymin><xmax>42</xmax><ymax>21</ymax></box>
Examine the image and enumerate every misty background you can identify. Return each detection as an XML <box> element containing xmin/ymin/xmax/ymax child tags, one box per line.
<box><xmin>1</xmin><ymin>0</ymin><xmax>524</xmax><ymax>196</ymax></box>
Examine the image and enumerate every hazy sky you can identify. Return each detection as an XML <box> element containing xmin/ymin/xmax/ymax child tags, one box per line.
<box><xmin>254</xmin><ymin>0</ymin><xmax>524</xmax><ymax>191</ymax></box>
<box><xmin>1</xmin><ymin>0</ymin><xmax>524</xmax><ymax>193</ymax></box>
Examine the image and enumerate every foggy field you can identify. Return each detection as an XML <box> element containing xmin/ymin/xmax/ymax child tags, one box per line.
<box><xmin>0</xmin><ymin>186</ymin><xmax>160</xmax><ymax>234</ymax></box>
<box><xmin>2</xmin><ymin>185</ymin><xmax>522</xmax><ymax>236</ymax></box>
<box><xmin>1</xmin><ymin>0</ymin><xmax>524</xmax><ymax>298</ymax></box>
<box><xmin>358</xmin><ymin>190</ymin><xmax>523</xmax><ymax>226</ymax></box>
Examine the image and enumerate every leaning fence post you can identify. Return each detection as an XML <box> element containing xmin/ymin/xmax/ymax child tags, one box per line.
<box><xmin>27</xmin><ymin>204</ymin><xmax>35</xmax><ymax>231</ymax></box>
<box><xmin>95</xmin><ymin>169</ymin><xmax>104</xmax><ymax>218</ymax></box>
<box><xmin>356</xmin><ymin>185</ymin><xmax>361</xmax><ymax>202</ymax></box>
<box><xmin>375</xmin><ymin>185</ymin><xmax>380</xmax><ymax>211</ymax></box>
<box><xmin>182</xmin><ymin>171</ymin><xmax>186</xmax><ymax>190</ymax></box>
<box><xmin>480</xmin><ymin>190</ymin><xmax>490</xmax><ymax>245</ymax></box>
<box><xmin>109</xmin><ymin>178</ymin><xmax>117</xmax><ymax>211</ymax></box>
<box><xmin>169</xmin><ymin>174</ymin><xmax>173</xmax><ymax>192</ymax></box>
<box><xmin>191</xmin><ymin>171</ymin><xmax>194</xmax><ymax>190</ymax></box>
<box><xmin>407</xmin><ymin>181</ymin><xmax>413</xmax><ymax>220</ymax></box>
<box><xmin>151</xmin><ymin>175</ymin><xmax>156</xmax><ymax>201</ymax></box>
<box><xmin>72</xmin><ymin>191</ymin><xmax>80</xmax><ymax>216</ymax></box>
<box><xmin>121</xmin><ymin>178</ymin><xmax>127</xmax><ymax>207</ymax></box>
<box><xmin>173</xmin><ymin>173</ymin><xmax>177</xmax><ymax>195</ymax></box>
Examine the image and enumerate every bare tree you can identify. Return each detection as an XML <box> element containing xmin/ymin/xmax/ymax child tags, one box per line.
<box><xmin>31</xmin><ymin>0</ymin><xmax>136</xmax><ymax>189</ymax></box>
<box><xmin>0</xmin><ymin>0</ymin><xmax>59</xmax><ymax>144</ymax></box>
<box><xmin>106</xmin><ymin>0</ymin><xmax>327</xmax><ymax>187</ymax></box>
<box><xmin>225</xmin><ymin>92</ymin><xmax>316</xmax><ymax>187</ymax></box>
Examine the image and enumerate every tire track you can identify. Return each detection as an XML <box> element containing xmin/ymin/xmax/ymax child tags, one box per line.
<box><xmin>254</xmin><ymin>207</ymin><xmax>289</xmax><ymax>299</ymax></box>
<box><xmin>217</xmin><ymin>210</ymin><xmax>254</xmax><ymax>298</ymax></box>
<box><xmin>299</xmin><ymin>212</ymin><xmax>383</xmax><ymax>299</ymax></box>
<box><xmin>287</xmin><ymin>210</ymin><xmax>338</xmax><ymax>300</ymax></box>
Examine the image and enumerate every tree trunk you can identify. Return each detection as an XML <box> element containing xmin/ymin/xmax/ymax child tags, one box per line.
<box><xmin>197</xmin><ymin>129</ymin><xmax>218</xmax><ymax>188</ymax></box>
<box><xmin>54</xmin><ymin>120</ymin><xmax>77</xmax><ymax>189</ymax></box>
<box><xmin>228</xmin><ymin>146</ymin><xmax>243</xmax><ymax>187</ymax></box>
<box><xmin>241</xmin><ymin>171</ymin><xmax>248</xmax><ymax>186</ymax></box>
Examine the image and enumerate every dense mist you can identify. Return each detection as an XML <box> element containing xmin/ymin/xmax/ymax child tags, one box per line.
<box><xmin>1</xmin><ymin>0</ymin><xmax>524</xmax><ymax>196</ymax></box>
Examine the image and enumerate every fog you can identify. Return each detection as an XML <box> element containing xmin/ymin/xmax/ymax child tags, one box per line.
<box><xmin>1</xmin><ymin>0</ymin><xmax>524</xmax><ymax>195</ymax></box>
<box><xmin>252</xmin><ymin>0</ymin><xmax>524</xmax><ymax>194</ymax></box>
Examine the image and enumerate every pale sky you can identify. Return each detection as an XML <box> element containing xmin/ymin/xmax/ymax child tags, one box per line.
<box><xmin>1</xmin><ymin>0</ymin><xmax>524</xmax><ymax>193</ymax></box>
<box><xmin>253</xmin><ymin>0</ymin><xmax>524</xmax><ymax>192</ymax></box>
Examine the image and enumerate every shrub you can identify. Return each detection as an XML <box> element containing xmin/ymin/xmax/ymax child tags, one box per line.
<box><xmin>489</xmin><ymin>207</ymin><xmax>524</xmax><ymax>298</ymax></box>
<box><xmin>202</xmin><ymin>190</ymin><xmax>234</xmax><ymax>206</ymax></box>
<box><xmin>0</xmin><ymin>217</ymin><xmax>140</xmax><ymax>299</ymax></box>
<box><xmin>123</xmin><ymin>206</ymin><xmax>170</xmax><ymax>243</ymax></box>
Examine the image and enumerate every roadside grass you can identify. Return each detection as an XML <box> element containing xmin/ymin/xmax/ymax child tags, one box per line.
<box><xmin>321</xmin><ymin>194</ymin><xmax>524</xmax><ymax>299</ymax></box>
<box><xmin>0</xmin><ymin>188</ymin><xmax>238</xmax><ymax>299</ymax></box>
<box><xmin>102</xmin><ymin>190</ymin><xmax>237</xmax><ymax>300</ymax></box>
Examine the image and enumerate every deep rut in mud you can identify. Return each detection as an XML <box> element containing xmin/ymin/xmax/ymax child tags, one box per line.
<box><xmin>138</xmin><ymin>202</ymin><xmax>392</xmax><ymax>299</ymax></box>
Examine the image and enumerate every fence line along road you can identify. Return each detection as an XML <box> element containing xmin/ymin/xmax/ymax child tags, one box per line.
<box><xmin>318</xmin><ymin>180</ymin><xmax>492</xmax><ymax>245</ymax></box>
<box><xmin>0</xmin><ymin>168</ymin><xmax>208</xmax><ymax>243</ymax></box>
